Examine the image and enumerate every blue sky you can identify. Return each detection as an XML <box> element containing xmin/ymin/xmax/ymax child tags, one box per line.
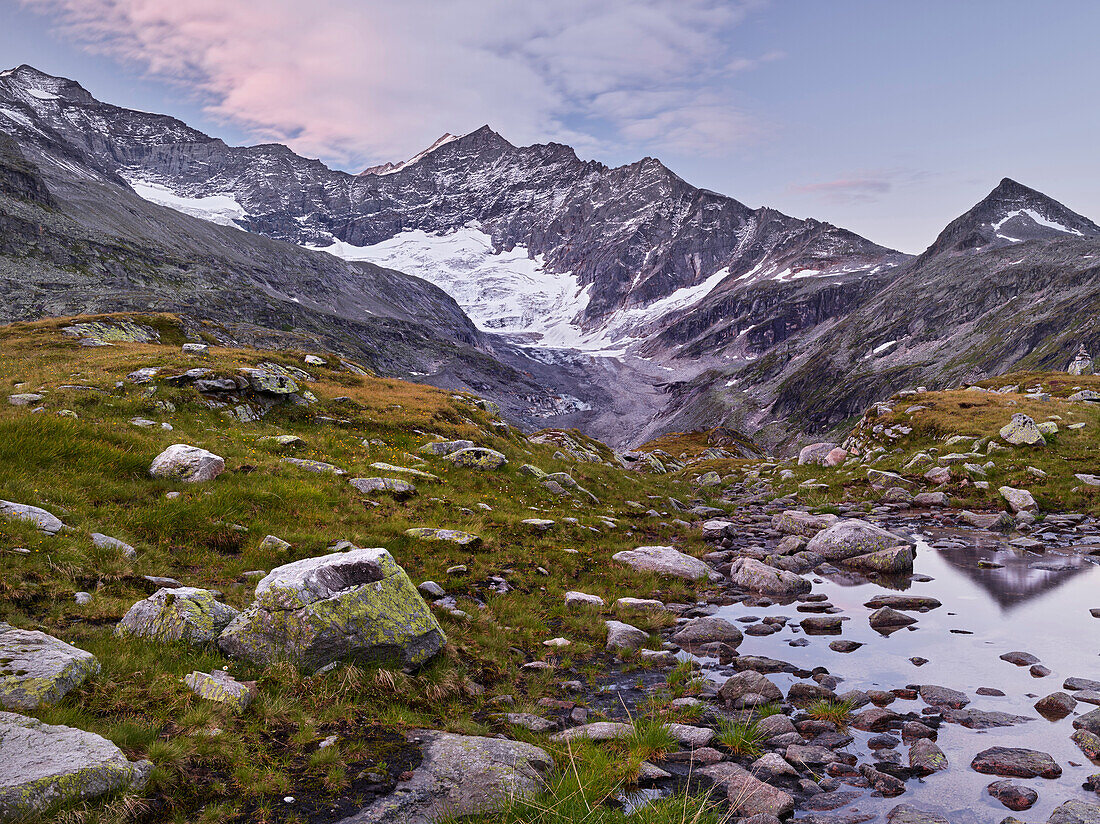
<box><xmin>1</xmin><ymin>0</ymin><xmax>1098</xmax><ymax>252</ymax></box>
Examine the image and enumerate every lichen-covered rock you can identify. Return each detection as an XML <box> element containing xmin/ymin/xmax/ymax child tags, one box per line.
<box><xmin>239</xmin><ymin>367</ymin><xmax>297</xmax><ymax>394</ymax></box>
<box><xmin>218</xmin><ymin>547</ymin><xmax>445</xmax><ymax>671</ymax></box>
<box><xmin>867</xmin><ymin>468</ymin><xmax>916</xmax><ymax>487</ymax></box>
<box><xmin>0</xmin><ymin>623</ymin><xmax>100</xmax><ymax>710</ymax></box>
<box><xmin>444</xmin><ymin>447</ymin><xmax>507</xmax><ymax>470</ymax></box>
<box><xmin>258</xmin><ymin>434</ymin><xmax>305</xmax><ymax>450</ymax></box>
<box><xmin>550</xmin><ymin>722</ymin><xmax>633</xmax><ymax>743</ymax></box>
<box><xmin>350</xmin><ymin>477</ymin><xmax>417</xmax><ymax>499</ymax></box>
<box><xmin>184</xmin><ymin>670</ymin><xmax>257</xmax><ymax>712</ymax></box>
<box><xmin>0</xmin><ymin>500</ymin><xmax>65</xmax><ymax>534</ymax></box>
<box><xmin>772</xmin><ymin>510</ymin><xmax>838</xmax><ymax>537</ymax></box>
<box><xmin>1047</xmin><ymin>799</ymin><xmax>1100</xmax><ymax>824</ymax></box>
<box><xmin>605</xmin><ymin>620</ymin><xmax>648</xmax><ymax>651</ymax></box>
<box><xmin>7</xmin><ymin>393</ymin><xmax>43</xmax><ymax>406</ymax></box>
<box><xmin>612</xmin><ymin>545</ymin><xmax>723</xmax><ymax>582</ymax></box>
<box><xmin>729</xmin><ymin>558</ymin><xmax>810</xmax><ymax>596</ymax></box>
<box><xmin>1000</xmin><ymin>413</ymin><xmax>1044</xmax><ymax>446</ymax></box>
<box><xmin>150</xmin><ymin>444</ymin><xmax>225</xmax><ymax>482</ymax></box>
<box><xmin>697</xmin><ymin>762</ymin><xmax>794</xmax><ymax>817</ymax></box>
<box><xmin>281</xmin><ymin>457</ymin><xmax>345</xmax><ymax>475</ymax></box>
<box><xmin>404</xmin><ymin>528</ymin><xmax>482</xmax><ymax>547</ymax></box>
<box><xmin>518</xmin><ymin>464</ymin><xmax>547</xmax><ymax>479</ymax></box>
<box><xmin>344</xmin><ymin>730</ymin><xmax>550</xmax><ymax>824</ymax></box>
<box><xmin>805</xmin><ymin>519</ymin><xmax>910</xmax><ymax>561</ymax></box>
<box><xmin>843</xmin><ymin>546</ymin><xmax>914</xmax><ymax>574</ymax></box>
<box><xmin>798</xmin><ymin>442</ymin><xmax>837</xmax><ymax>465</ymax></box>
<box><xmin>116</xmin><ymin>587</ymin><xmax>238</xmax><ymax>646</ymax></box>
<box><xmin>696</xmin><ymin>470</ymin><xmax>721</xmax><ymax>486</ymax></box>
<box><xmin>258</xmin><ymin>534</ymin><xmax>291</xmax><ymax>553</ymax></box>
<box><xmin>1000</xmin><ymin>486</ymin><xmax>1038</xmax><ymax>513</ymax></box>
<box><xmin>369</xmin><ymin>463</ymin><xmax>440</xmax><ymax>481</ymax></box>
<box><xmin>0</xmin><ymin>712</ymin><xmax>151</xmax><ymax>820</ymax></box>
<box><xmin>418</xmin><ymin>440</ymin><xmax>474</xmax><ymax>456</ymax></box>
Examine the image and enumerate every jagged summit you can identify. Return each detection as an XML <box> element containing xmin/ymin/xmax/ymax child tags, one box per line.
<box><xmin>923</xmin><ymin>177</ymin><xmax>1100</xmax><ymax>257</ymax></box>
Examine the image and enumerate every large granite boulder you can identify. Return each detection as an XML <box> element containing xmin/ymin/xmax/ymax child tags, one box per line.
<box><xmin>612</xmin><ymin>546</ymin><xmax>723</xmax><ymax>582</ymax></box>
<box><xmin>149</xmin><ymin>444</ymin><xmax>225</xmax><ymax>482</ymax></box>
<box><xmin>0</xmin><ymin>500</ymin><xmax>65</xmax><ymax>534</ymax></box>
<box><xmin>671</xmin><ymin>616</ymin><xmax>743</xmax><ymax>647</ymax></box>
<box><xmin>116</xmin><ymin>587</ymin><xmax>239</xmax><ymax>645</ymax></box>
<box><xmin>418</xmin><ymin>440</ymin><xmax>474</xmax><ymax>456</ymax></box>
<box><xmin>1000</xmin><ymin>486</ymin><xmax>1038</xmax><ymax>513</ymax></box>
<box><xmin>1000</xmin><ymin>414</ymin><xmax>1044</xmax><ymax>446</ymax></box>
<box><xmin>805</xmin><ymin>519</ymin><xmax>910</xmax><ymax>561</ymax></box>
<box><xmin>219</xmin><ymin>547</ymin><xmax>445</xmax><ymax>671</ymax></box>
<box><xmin>444</xmin><ymin>447</ymin><xmax>507</xmax><ymax>470</ymax></box>
<box><xmin>729</xmin><ymin>558</ymin><xmax>811</xmax><ymax>596</ymax></box>
<box><xmin>798</xmin><ymin>443</ymin><xmax>837</xmax><ymax>466</ymax></box>
<box><xmin>697</xmin><ymin>762</ymin><xmax>794</xmax><ymax>817</ymax></box>
<box><xmin>338</xmin><ymin>730</ymin><xmax>551</xmax><ymax>824</ymax></box>
<box><xmin>0</xmin><ymin>624</ymin><xmax>100</xmax><ymax>710</ymax></box>
<box><xmin>0</xmin><ymin>712</ymin><xmax>151</xmax><ymax>820</ymax></box>
<box><xmin>772</xmin><ymin>510</ymin><xmax>838</xmax><ymax>537</ymax></box>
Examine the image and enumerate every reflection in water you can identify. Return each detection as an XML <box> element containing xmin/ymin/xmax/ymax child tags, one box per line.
<box><xmin>920</xmin><ymin>527</ymin><xmax>1096</xmax><ymax>611</ymax></box>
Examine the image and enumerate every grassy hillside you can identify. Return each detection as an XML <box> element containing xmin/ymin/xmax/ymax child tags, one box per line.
<box><xmin>0</xmin><ymin>314</ymin><xmax>726</xmax><ymax>824</ymax></box>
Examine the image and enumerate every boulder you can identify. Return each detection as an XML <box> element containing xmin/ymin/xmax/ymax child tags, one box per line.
<box><xmin>805</xmin><ymin>519</ymin><xmax>910</xmax><ymax>561</ymax></box>
<box><xmin>350</xmin><ymin>477</ymin><xmax>417</xmax><ymax>499</ymax></box>
<box><xmin>718</xmin><ymin>671</ymin><xmax>783</xmax><ymax>704</ymax></box>
<box><xmin>1072</xmin><ymin>730</ymin><xmax>1100</xmax><ymax>760</ymax></box>
<box><xmin>550</xmin><ymin>722</ymin><xmax>634</xmax><ymax>742</ymax></box>
<box><xmin>418</xmin><ymin>439</ymin><xmax>474</xmax><ymax>456</ymax></box>
<box><xmin>605</xmin><ymin>620</ymin><xmax>648</xmax><ymax>651</ymax></box>
<box><xmin>824</xmin><ymin>447</ymin><xmax>849</xmax><ymax>467</ymax></box>
<box><xmin>870</xmin><ymin>607</ymin><xmax>917</xmax><ymax>630</ymax></box>
<box><xmin>149</xmin><ymin>444</ymin><xmax>225</xmax><ymax>482</ymax></box>
<box><xmin>218</xmin><ymin>547</ymin><xmax>445</xmax><ymax>671</ymax></box>
<box><xmin>697</xmin><ymin>762</ymin><xmax>794</xmax><ymax>818</ymax></box>
<box><xmin>116</xmin><ymin>587</ymin><xmax>239</xmax><ymax>645</ymax></box>
<box><xmin>729</xmin><ymin>558</ymin><xmax>810</xmax><ymax>596</ymax></box>
<box><xmin>1047</xmin><ymin>800</ymin><xmax>1100</xmax><ymax>824</ymax></box>
<box><xmin>444</xmin><ymin>447</ymin><xmax>507</xmax><ymax>470</ymax></box>
<box><xmin>1073</xmin><ymin>707</ymin><xmax>1100</xmax><ymax>735</ymax></box>
<box><xmin>0</xmin><ymin>623</ymin><xmax>100</xmax><ymax>710</ymax></box>
<box><xmin>987</xmin><ymin>780</ymin><xmax>1038</xmax><ymax>811</ymax></box>
<box><xmin>886</xmin><ymin>804</ymin><xmax>949</xmax><ymax>824</ymax></box>
<box><xmin>281</xmin><ymin>457</ymin><xmax>346</xmax><ymax>475</ymax></box>
<box><xmin>909</xmin><ymin>738</ymin><xmax>948</xmax><ymax>775</ymax></box>
<box><xmin>919</xmin><ymin>684</ymin><xmax>970</xmax><ymax>709</ymax></box>
<box><xmin>843</xmin><ymin>546</ymin><xmax>914</xmax><ymax>574</ymax></box>
<box><xmin>868</xmin><ymin>468</ymin><xmax>916</xmax><ymax>487</ymax></box>
<box><xmin>701</xmin><ymin>519</ymin><xmax>736</xmax><ymax>540</ymax></box>
<box><xmin>612</xmin><ymin>546</ymin><xmax>723</xmax><ymax>582</ymax></box>
<box><xmin>971</xmin><ymin>746</ymin><xmax>1061</xmax><ymax>779</ymax></box>
<box><xmin>0</xmin><ymin>500</ymin><xmax>65</xmax><ymax>534</ymax></box>
<box><xmin>1034</xmin><ymin>692</ymin><xmax>1076</xmax><ymax>719</ymax></box>
<box><xmin>7</xmin><ymin>393</ymin><xmax>43</xmax><ymax>406</ymax></box>
<box><xmin>671</xmin><ymin>616</ymin><xmax>743</xmax><ymax>647</ymax></box>
<box><xmin>564</xmin><ymin>591</ymin><xmax>604</xmax><ymax>610</ymax></box>
<box><xmin>90</xmin><ymin>532</ymin><xmax>137</xmax><ymax>558</ymax></box>
<box><xmin>924</xmin><ymin>466</ymin><xmax>951</xmax><ymax>485</ymax></box>
<box><xmin>1000</xmin><ymin>414</ymin><xmax>1044</xmax><ymax>446</ymax></box>
<box><xmin>349</xmin><ymin>730</ymin><xmax>551</xmax><ymax>824</ymax></box>
<box><xmin>184</xmin><ymin>670</ymin><xmax>257</xmax><ymax>712</ymax></box>
<box><xmin>1000</xmin><ymin>486</ymin><xmax>1038</xmax><ymax>513</ymax></box>
<box><xmin>0</xmin><ymin>712</ymin><xmax>151</xmax><ymax>820</ymax></box>
<box><xmin>772</xmin><ymin>510</ymin><xmax>838</xmax><ymax>537</ymax></box>
<box><xmin>798</xmin><ymin>442</ymin><xmax>837</xmax><ymax>465</ymax></box>
<box><xmin>961</xmin><ymin>509</ymin><xmax>1016</xmax><ymax>531</ymax></box>
<box><xmin>913</xmin><ymin>491</ymin><xmax>949</xmax><ymax>507</ymax></box>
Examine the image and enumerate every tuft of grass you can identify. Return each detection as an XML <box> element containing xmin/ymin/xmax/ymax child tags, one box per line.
<box><xmin>805</xmin><ymin>698</ymin><xmax>854</xmax><ymax>728</ymax></box>
<box><xmin>715</xmin><ymin>715</ymin><xmax>764</xmax><ymax>758</ymax></box>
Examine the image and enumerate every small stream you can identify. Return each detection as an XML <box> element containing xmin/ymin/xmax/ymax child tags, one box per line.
<box><xmin>697</xmin><ymin>517</ymin><xmax>1100</xmax><ymax>822</ymax></box>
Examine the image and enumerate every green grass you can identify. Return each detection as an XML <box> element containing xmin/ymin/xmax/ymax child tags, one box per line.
<box><xmin>805</xmin><ymin>698</ymin><xmax>855</xmax><ymax>728</ymax></box>
<box><xmin>714</xmin><ymin>715</ymin><xmax>764</xmax><ymax>758</ymax></box>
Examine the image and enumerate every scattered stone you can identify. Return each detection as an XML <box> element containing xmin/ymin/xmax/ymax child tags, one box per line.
<box><xmin>843</xmin><ymin>546</ymin><xmax>914</xmax><ymax>574</ymax></box>
<box><xmin>0</xmin><ymin>711</ymin><xmax>151</xmax><ymax>820</ymax></box>
<box><xmin>671</xmin><ymin>615</ymin><xmax>743</xmax><ymax>647</ymax></box>
<box><xmin>1074</xmin><ymin>708</ymin><xmax>1100</xmax><ymax>736</ymax></box>
<box><xmin>565</xmin><ymin>591</ymin><xmax>604</xmax><ymax>610</ymax></box>
<box><xmin>550</xmin><ymin>722</ymin><xmax>633</xmax><ymax>742</ymax></box>
<box><xmin>0</xmin><ymin>623</ymin><xmax>100</xmax><ymax>710</ymax></box>
<box><xmin>445</xmin><ymin>447</ymin><xmax>507</xmax><ymax>470</ymax></box>
<box><xmin>258</xmin><ymin>534</ymin><xmax>291</xmax><ymax>553</ymax></box>
<box><xmin>987</xmin><ymin>780</ymin><xmax>1038</xmax><ymax>812</ymax></box>
<box><xmin>1047</xmin><ymin>800</ymin><xmax>1100</xmax><ymax>824</ymax></box>
<box><xmin>1072</xmin><ymin>730</ymin><xmax>1100</xmax><ymax>760</ymax></box>
<box><xmin>864</xmin><ymin>594</ymin><xmax>941</xmax><ymax>611</ymax></box>
<box><xmin>718</xmin><ymin>671</ymin><xmax>783</xmax><ymax>704</ymax></box>
<box><xmin>116</xmin><ymin>587</ymin><xmax>239</xmax><ymax>645</ymax></box>
<box><xmin>150</xmin><ymin>444</ymin><xmax>225</xmax><ymax>482</ymax></box>
<box><xmin>502</xmin><ymin>713</ymin><xmax>556</xmax><ymax>733</ymax></box>
<box><xmin>184</xmin><ymin>670</ymin><xmax>257</xmax><ymax>712</ymax></box>
<box><xmin>772</xmin><ymin>510</ymin><xmax>838</xmax><ymax>537</ymax></box>
<box><xmin>281</xmin><ymin>457</ymin><xmax>345</xmax><ymax>475</ymax></box>
<box><xmin>919</xmin><ymin>684</ymin><xmax>970</xmax><ymax>709</ymax></box>
<box><xmin>605</xmin><ymin>621</ymin><xmax>648</xmax><ymax>651</ymax></box>
<box><xmin>0</xmin><ymin>500</ymin><xmax>65</xmax><ymax>534</ymax></box>
<box><xmin>7</xmin><ymin>393</ymin><xmax>44</xmax><ymax>406</ymax></box>
<box><xmin>1000</xmin><ymin>414</ymin><xmax>1044</xmax><ymax>446</ymax></box>
<box><xmin>830</xmin><ymin>639</ymin><xmax>863</xmax><ymax>652</ymax></box>
<box><xmin>612</xmin><ymin>545</ymin><xmax>723</xmax><ymax>582</ymax></box>
<box><xmin>971</xmin><ymin>746</ymin><xmax>1061</xmax><ymax>779</ymax></box>
<box><xmin>1001</xmin><ymin>651</ymin><xmax>1040</xmax><ymax>666</ymax></box>
<box><xmin>350</xmin><ymin>477</ymin><xmax>417</xmax><ymax>499</ymax></box>
<box><xmin>90</xmin><ymin>532</ymin><xmax>137</xmax><ymax>559</ymax></box>
<box><xmin>1034</xmin><ymin>692</ymin><xmax>1076</xmax><ymax>719</ymax></box>
<box><xmin>869</xmin><ymin>607</ymin><xmax>917</xmax><ymax>631</ymax></box>
<box><xmin>218</xmin><ymin>547</ymin><xmax>445</xmax><ymax>671</ymax></box>
<box><xmin>729</xmin><ymin>558</ymin><xmax>810</xmax><ymax>596</ymax></box>
<box><xmin>909</xmin><ymin>738</ymin><xmax>948</xmax><ymax>774</ymax></box>
<box><xmin>805</xmin><ymin>519</ymin><xmax>909</xmax><ymax>561</ymax></box>
<box><xmin>697</xmin><ymin>762</ymin><xmax>795</xmax><ymax>818</ymax></box>
<box><xmin>405</xmin><ymin>528</ymin><xmax>482</xmax><ymax>547</ymax></box>
<box><xmin>1000</xmin><ymin>486</ymin><xmax>1038</xmax><ymax>514</ymax></box>
<box><xmin>521</xmin><ymin>518</ymin><xmax>555</xmax><ymax>532</ymax></box>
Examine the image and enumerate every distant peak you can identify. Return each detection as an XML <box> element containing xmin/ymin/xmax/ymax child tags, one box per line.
<box><xmin>0</xmin><ymin>64</ymin><xmax>94</xmax><ymax>103</ymax></box>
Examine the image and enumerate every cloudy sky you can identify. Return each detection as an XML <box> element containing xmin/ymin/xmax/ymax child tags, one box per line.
<box><xmin>2</xmin><ymin>0</ymin><xmax>1098</xmax><ymax>252</ymax></box>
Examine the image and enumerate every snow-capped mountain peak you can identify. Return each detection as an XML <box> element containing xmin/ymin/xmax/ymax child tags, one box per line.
<box><xmin>359</xmin><ymin>132</ymin><xmax>464</xmax><ymax>176</ymax></box>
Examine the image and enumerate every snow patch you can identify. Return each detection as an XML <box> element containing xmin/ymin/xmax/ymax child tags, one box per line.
<box><xmin>360</xmin><ymin>133</ymin><xmax>462</xmax><ymax>176</ymax></box>
<box><xmin>992</xmin><ymin>208</ymin><xmax>1084</xmax><ymax>237</ymax></box>
<box><xmin>26</xmin><ymin>88</ymin><xmax>58</xmax><ymax>101</ymax></box>
<box><xmin>123</xmin><ymin>177</ymin><xmax>248</xmax><ymax>227</ymax></box>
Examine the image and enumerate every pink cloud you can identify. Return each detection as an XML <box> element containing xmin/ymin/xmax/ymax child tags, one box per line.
<box><xmin>19</xmin><ymin>0</ymin><xmax>774</xmax><ymax>166</ymax></box>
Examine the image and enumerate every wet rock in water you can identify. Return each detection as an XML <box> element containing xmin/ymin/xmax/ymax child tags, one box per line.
<box><xmin>605</xmin><ymin>620</ymin><xmax>648</xmax><ymax>651</ymax></box>
<box><xmin>869</xmin><ymin>606</ymin><xmax>917</xmax><ymax>631</ymax></box>
<box><xmin>1072</xmin><ymin>730</ymin><xmax>1100</xmax><ymax>760</ymax></box>
<box><xmin>902</xmin><ymin>721</ymin><xmax>936</xmax><ymax>741</ymax></box>
<box><xmin>697</xmin><ymin>762</ymin><xmax>795</xmax><ymax>817</ymax></box>
<box><xmin>852</xmin><ymin>706</ymin><xmax>902</xmax><ymax>731</ymax></box>
<box><xmin>805</xmin><ymin>519</ymin><xmax>910</xmax><ymax>561</ymax></box>
<box><xmin>1046</xmin><ymin>800</ymin><xmax>1100</xmax><ymax>824</ymax></box>
<box><xmin>1074</xmin><ymin>691</ymin><xmax>1100</xmax><ymax>706</ymax></box>
<box><xmin>671</xmin><ymin>615</ymin><xmax>743</xmax><ymax>647</ymax></box>
<box><xmin>971</xmin><ymin>746</ymin><xmax>1062</xmax><ymax>779</ymax></box>
<box><xmin>752</xmin><ymin>752</ymin><xmax>799</xmax><ymax>779</ymax></box>
<box><xmin>1066</xmin><ymin>677</ymin><xmax>1100</xmax><ymax>692</ymax></box>
<box><xmin>830</xmin><ymin>639</ymin><xmax>863</xmax><ymax>652</ymax></box>
<box><xmin>612</xmin><ymin>545</ymin><xmax>723</xmax><ymax>582</ymax></box>
<box><xmin>550</xmin><ymin>722</ymin><xmax>633</xmax><ymax>742</ymax></box>
<box><xmin>1000</xmin><ymin>486</ymin><xmax>1039</xmax><ymax>513</ymax></box>
<box><xmin>843</xmin><ymin>546</ymin><xmax>914</xmax><ymax>574</ymax></box>
<box><xmin>801</xmin><ymin>615</ymin><xmax>848</xmax><ymax>634</ymax></box>
<box><xmin>860</xmin><ymin>763</ymin><xmax>905</xmax><ymax>796</ymax></box>
<box><xmin>1034</xmin><ymin>692</ymin><xmax>1076</xmax><ymax>719</ymax></box>
<box><xmin>1074</xmin><ymin>708</ymin><xmax>1100</xmax><ymax>736</ymax></box>
<box><xmin>184</xmin><ymin>670</ymin><xmax>257</xmax><ymax>712</ymax></box>
<box><xmin>0</xmin><ymin>711</ymin><xmax>152</xmax><ymax>820</ymax></box>
<box><xmin>864</xmin><ymin>594</ymin><xmax>941</xmax><ymax>611</ymax></box>
<box><xmin>718</xmin><ymin>671</ymin><xmax>783</xmax><ymax>704</ymax></box>
<box><xmin>0</xmin><ymin>500</ymin><xmax>65</xmax><ymax>534</ymax></box>
<box><xmin>349</xmin><ymin>477</ymin><xmax>417</xmax><ymax>499</ymax></box>
<box><xmin>987</xmin><ymin>780</ymin><xmax>1038</xmax><ymax>811</ymax></box>
<box><xmin>772</xmin><ymin>510</ymin><xmax>838</xmax><ymax>537</ymax></box>
<box><xmin>218</xmin><ymin>547</ymin><xmax>445</xmax><ymax>671</ymax></box>
<box><xmin>0</xmin><ymin>623</ymin><xmax>100</xmax><ymax>710</ymax></box>
<box><xmin>404</xmin><ymin>528</ymin><xmax>482</xmax><ymax>547</ymax></box>
<box><xmin>885</xmin><ymin>805</ymin><xmax>949</xmax><ymax>824</ymax></box>
<box><xmin>961</xmin><ymin>509</ymin><xmax>1016</xmax><ymax>531</ymax></box>
<box><xmin>1001</xmin><ymin>651</ymin><xmax>1040</xmax><ymax>666</ymax></box>
<box><xmin>729</xmin><ymin>558</ymin><xmax>811</xmax><ymax>596</ymax></box>
<box><xmin>919</xmin><ymin>684</ymin><xmax>970</xmax><ymax>709</ymax></box>
<box><xmin>977</xmin><ymin>687</ymin><xmax>1007</xmax><ymax>696</ymax></box>
<box><xmin>787</xmin><ymin>683</ymin><xmax>838</xmax><ymax>706</ymax></box>
<box><xmin>116</xmin><ymin>587</ymin><xmax>239</xmax><ymax>645</ymax></box>
<box><xmin>150</xmin><ymin>444</ymin><xmax>225</xmax><ymax>482</ymax></box>
<box><xmin>999</xmin><ymin>413</ymin><xmax>1044</xmax><ymax>446</ymax></box>
<box><xmin>445</xmin><ymin>447</ymin><xmax>507</xmax><ymax>470</ymax></box>
<box><xmin>909</xmin><ymin>738</ymin><xmax>948</xmax><ymax>774</ymax></box>
<box><xmin>943</xmin><ymin>708</ymin><xmax>1035</xmax><ymax>729</ymax></box>
<box><xmin>351</xmin><ymin>730</ymin><xmax>551</xmax><ymax>823</ymax></box>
